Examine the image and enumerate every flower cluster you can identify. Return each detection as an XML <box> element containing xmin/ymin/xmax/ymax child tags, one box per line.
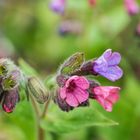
<box><xmin>55</xmin><ymin>49</ymin><xmax>123</xmax><ymax>112</ymax></box>
<box><xmin>0</xmin><ymin>59</ymin><xmax>50</xmax><ymax>113</ymax></box>
<box><xmin>0</xmin><ymin>59</ymin><xmax>21</xmax><ymax>113</ymax></box>
<box><xmin>49</xmin><ymin>0</ymin><xmax>96</xmax><ymax>14</ymax></box>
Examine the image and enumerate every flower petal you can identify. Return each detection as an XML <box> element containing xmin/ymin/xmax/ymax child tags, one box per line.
<box><xmin>97</xmin><ymin>66</ymin><xmax>123</xmax><ymax>81</ymax></box>
<box><xmin>103</xmin><ymin>49</ymin><xmax>112</xmax><ymax>59</ymax></box>
<box><xmin>106</xmin><ymin>52</ymin><xmax>121</xmax><ymax>66</ymax></box>
<box><xmin>66</xmin><ymin>92</ymin><xmax>79</xmax><ymax>107</ymax></box>
<box><xmin>65</xmin><ymin>76</ymin><xmax>78</xmax><ymax>88</ymax></box>
<box><xmin>96</xmin><ymin>96</ymin><xmax>113</xmax><ymax>112</ymax></box>
<box><xmin>94</xmin><ymin>57</ymin><xmax>108</xmax><ymax>73</ymax></box>
<box><xmin>73</xmin><ymin>87</ymin><xmax>89</xmax><ymax>104</ymax></box>
<box><xmin>93</xmin><ymin>86</ymin><xmax>110</xmax><ymax>97</ymax></box>
<box><xmin>107</xmin><ymin>87</ymin><xmax>120</xmax><ymax>103</ymax></box>
<box><xmin>103</xmin><ymin>100</ymin><xmax>113</xmax><ymax>112</ymax></box>
<box><xmin>74</xmin><ymin>76</ymin><xmax>89</xmax><ymax>89</ymax></box>
<box><xmin>60</xmin><ymin>88</ymin><xmax>67</xmax><ymax>99</ymax></box>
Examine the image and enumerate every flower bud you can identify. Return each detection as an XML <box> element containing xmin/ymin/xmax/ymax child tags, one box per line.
<box><xmin>2</xmin><ymin>88</ymin><xmax>20</xmax><ymax>113</ymax></box>
<box><xmin>2</xmin><ymin>70</ymin><xmax>21</xmax><ymax>90</ymax></box>
<box><xmin>60</xmin><ymin>52</ymin><xmax>84</xmax><ymax>75</ymax></box>
<box><xmin>71</xmin><ymin>61</ymin><xmax>98</xmax><ymax>76</ymax></box>
<box><xmin>56</xmin><ymin>75</ymin><xmax>68</xmax><ymax>87</ymax></box>
<box><xmin>28</xmin><ymin>77</ymin><xmax>49</xmax><ymax>104</ymax></box>
<box><xmin>0</xmin><ymin>58</ymin><xmax>8</xmax><ymax>77</ymax></box>
<box><xmin>81</xmin><ymin>61</ymin><xmax>98</xmax><ymax>75</ymax></box>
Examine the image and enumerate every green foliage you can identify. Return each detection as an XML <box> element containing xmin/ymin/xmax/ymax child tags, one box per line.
<box><xmin>18</xmin><ymin>59</ymin><xmax>38</xmax><ymax>76</ymax></box>
<box><xmin>41</xmin><ymin>102</ymin><xmax>118</xmax><ymax>134</ymax></box>
<box><xmin>19</xmin><ymin>59</ymin><xmax>118</xmax><ymax>138</ymax></box>
<box><xmin>0</xmin><ymin>100</ymin><xmax>36</xmax><ymax>140</ymax></box>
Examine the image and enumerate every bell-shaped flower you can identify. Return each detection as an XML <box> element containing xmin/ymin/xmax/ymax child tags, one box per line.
<box><xmin>93</xmin><ymin>49</ymin><xmax>123</xmax><ymax>81</ymax></box>
<box><xmin>92</xmin><ymin>86</ymin><xmax>120</xmax><ymax>112</ymax></box>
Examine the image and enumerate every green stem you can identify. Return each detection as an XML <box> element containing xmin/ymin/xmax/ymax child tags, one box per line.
<box><xmin>38</xmin><ymin>125</ymin><xmax>45</xmax><ymax>140</ymax></box>
<box><xmin>31</xmin><ymin>95</ymin><xmax>51</xmax><ymax>140</ymax></box>
<box><xmin>41</xmin><ymin>96</ymin><xmax>51</xmax><ymax>118</ymax></box>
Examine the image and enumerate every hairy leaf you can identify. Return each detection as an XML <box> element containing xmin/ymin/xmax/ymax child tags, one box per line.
<box><xmin>41</xmin><ymin>103</ymin><xmax>118</xmax><ymax>134</ymax></box>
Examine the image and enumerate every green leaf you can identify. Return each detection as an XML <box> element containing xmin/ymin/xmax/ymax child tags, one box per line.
<box><xmin>4</xmin><ymin>100</ymin><xmax>36</xmax><ymax>140</ymax></box>
<box><xmin>0</xmin><ymin>124</ymin><xmax>26</xmax><ymax>140</ymax></box>
<box><xmin>60</xmin><ymin>52</ymin><xmax>85</xmax><ymax>75</ymax></box>
<box><xmin>40</xmin><ymin>103</ymin><xmax>118</xmax><ymax>134</ymax></box>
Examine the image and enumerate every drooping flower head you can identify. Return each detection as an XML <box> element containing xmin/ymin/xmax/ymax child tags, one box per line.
<box><xmin>92</xmin><ymin>86</ymin><xmax>120</xmax><ymax>112</ymax></box>
<box><xmin>93</xmin><ymin>49</ymin><xmax>123</xmax><ymax>81</ymax></box>
<box><xmin>1</xmin><ymin>88</ymin><xmax>20</xmax><ymax>113</ymax></box>
<box><xmin>59</xmin><ymin>76</ymin><xmax>89</xmax><ymax>107</ymax></box>
<box><xmin>50</xmin><ymin>0</ymin><xmax>66</xmax><ymax>14</ymax></box>
<box><xmin>124</xmin><ymin>0</ymin><xmax>139</xmax><ymax>15</ymax></box>
<box><xmin>55</xmin><ymin>51</ymin><xmax>123</xmax><ymax>112</ymax></box>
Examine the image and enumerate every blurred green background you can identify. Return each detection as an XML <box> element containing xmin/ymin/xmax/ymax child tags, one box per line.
<box><xmin>0</xmin><ymin>0</ymin><xmax>140</xmax><ymax>140</ymax></box>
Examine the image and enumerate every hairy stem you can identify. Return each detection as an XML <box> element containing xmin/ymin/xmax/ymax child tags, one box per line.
<box><xmin>31</xmin><ymin>95</ymin><xmax>51</xmax><ymax>140</ymax></box>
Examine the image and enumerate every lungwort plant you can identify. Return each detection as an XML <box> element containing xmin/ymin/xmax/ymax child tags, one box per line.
<box><xmin>0</xmin><ymin>49</ymin><xmax>123</xmax><ymax>140</ymax></box>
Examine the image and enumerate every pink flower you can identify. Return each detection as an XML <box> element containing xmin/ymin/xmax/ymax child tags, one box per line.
<box><xmin>50</xmin><ymin>0</ymin><xmax>66</xmax><ymax>14</ymax></box>
<box><xmin>88</xmin><ymin>0</ymin><xmax>96</xmax><ymax>7</ymax></box>
<box><xmin>60</xmin><ymin>76</ymin><xmax>89</xmax><ymax>107</ymax></box>
<box><xmin>93</xmin><ymin>86</ymin><xmax>120</xmax><ymax>112</ymax></box>
<box><xmin>124</xmin><ymin>0</ymin><xmax>139</xmax><ymax>15</ymax></box>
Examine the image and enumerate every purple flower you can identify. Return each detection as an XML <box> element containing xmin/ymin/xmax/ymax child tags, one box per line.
<box><xmin>124</xmin><ymin>0</ymin><xmax>139</xmax><ymax>15</ymax></box>
<box><xmin>93</xmin><ymin>49</ymin><xmax>123</xmax><ymax>81</ymax></box>
<box><xmin>50</xmin><ymin>0</ymin><xmax>66</xmax><ymax>14</ymax></box>
<box><xmin>59</xmin><ymin>76</ymin><xmax>89</xmax><ymax>107</ymax></box>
